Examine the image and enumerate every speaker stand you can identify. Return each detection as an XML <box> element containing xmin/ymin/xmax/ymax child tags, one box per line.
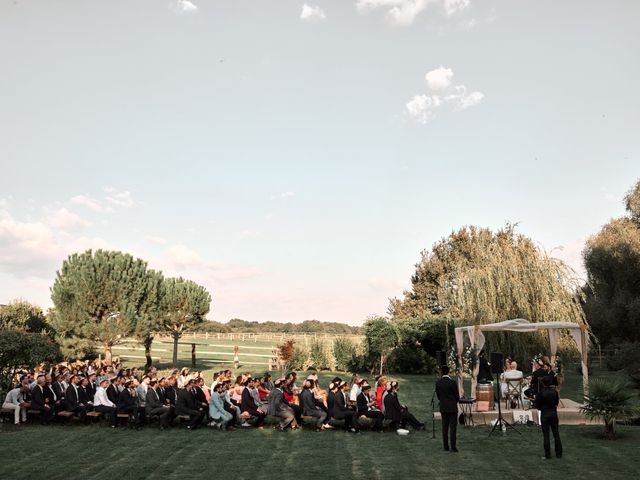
<box><xmin>488</xmin><ymin>372</ymin><xmax>520</xmax><ymax>436</ymax></box>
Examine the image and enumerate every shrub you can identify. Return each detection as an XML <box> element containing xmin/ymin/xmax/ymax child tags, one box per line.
<box><xmin>333</xmin><ymin>338</ymin><xmax>355</xmax><ymax>371</ymax></box>
<box><xmin>580</xmin><ymin>378</ymin><xmax>640</xmax><ymax>439</ymax></box>
<box><xmin>0</xmin><ymin>330</ymin><xmax>62</xmax><ymax>390</ymax></box>
<box><xmin>606</xmin><ymin>343</ymin><xmax>640</xmax><ymax>386</ymax></box>
<box><xmin>387</xmin><ymin>345</ymin><xmax>437</xmax><ymax>374</ymax></box>
<box><xmin>308</xmin><ymin>339</ymin><xmax>330</xmax><ymax>370</ymax></box>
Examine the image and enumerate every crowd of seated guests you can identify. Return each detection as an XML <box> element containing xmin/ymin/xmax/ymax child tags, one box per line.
<box><xmin>2</xmin><ymin>362</ymin><xmax>425</xmax><ymax>434</ymax></box>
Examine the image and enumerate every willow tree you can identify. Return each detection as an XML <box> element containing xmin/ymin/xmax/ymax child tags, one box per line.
<box><xmin>389</xmin><ymin>225</ymin><xmax>586</xmax><ymax>360</ymax></box>
<box><xmin>50</xmin><ymin>250</ymin><xmax>164</xmax><ymax>364</ymax></box>
<box><xmin>160</xmin><ymin>277</ymin><xmax>211</xmax><ymax>367</ymax></box>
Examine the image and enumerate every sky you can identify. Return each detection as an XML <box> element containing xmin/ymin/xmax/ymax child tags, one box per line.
<box><xmin>0</xmin><ymin>0</ymin><xmax>638</xmax><ymax>325</ymax></box>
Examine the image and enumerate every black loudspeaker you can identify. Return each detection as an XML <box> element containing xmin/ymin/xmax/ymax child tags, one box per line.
<box><xmin>436</xmin><ymin>350</ymin><xmax>446</xmax><ymax>367</ymax></box>
<box><xmin>490</xmin><ymin>352</ymin><xmax>504</xmax><ymax>374</ymax></box>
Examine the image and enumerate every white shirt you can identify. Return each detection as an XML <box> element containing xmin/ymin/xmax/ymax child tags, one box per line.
<box><xmin>349</xmin><ymin>384</ymin><xmax>361</xmax><ymax>402</ymax></box>
<box><xmin>3</xmin><ymin>388</ymin><xmax>24</xmax><ymax>405</ymax></box>
<box><xmin>93</xmin><ymin>387</ymin><xmax>115</xmax><ymax>407</ymax></box>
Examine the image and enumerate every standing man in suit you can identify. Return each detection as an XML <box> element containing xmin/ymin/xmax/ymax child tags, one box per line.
<box><xmin>176</xmin><ymin>379</ymin><xmax>205</xmax><ymax>430</ymax></box>
<box><xmin>435</xmin><ymin>366</ymin><xmax>460</xmax><ymax>452</ymax></box>
<box><xmin>535</xmin><ymin>376</ymin><xmax>562</xmax><ymax>459</ymax></box>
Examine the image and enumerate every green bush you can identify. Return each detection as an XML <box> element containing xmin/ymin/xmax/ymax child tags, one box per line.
<box><xmin>606</xmin><ymin>342</ymin><xmax>640</xmax><ymax>386</ymax></box>
<box><xmin>580</xmin><ymin>378</ymin><xmax>640</xmax><ymax>439</ymax></box>
<box><xmin>0</xmin><ymin>330</ymin><xmax>62</xmax><ymax>390</ymax></box>
<box><xmin>308</xmin><ymin>339</ymin><xmax>330</xmax><ymax>370</ymax></box>
<box><xmin>387</xmin><ymin>344</ymin><xmax>437</xmax><ymax>374</ymax></box>
<box><xmin>333</xmin><ymin>338</ymin><xmax>357</xmax><ymax>371</ymax></box>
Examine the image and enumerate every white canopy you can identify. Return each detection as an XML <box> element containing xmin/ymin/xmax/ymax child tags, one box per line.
<box><xmin>454</xmin><ymin>318</ymin><xmax>589</xmax><ymax>399</ymax></box>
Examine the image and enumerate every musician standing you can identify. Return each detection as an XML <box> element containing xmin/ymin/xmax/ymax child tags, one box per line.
<box><xmin>435</xmin><ymin>366</ymin><xmax>460</xmax><ymax>452</ymax></box>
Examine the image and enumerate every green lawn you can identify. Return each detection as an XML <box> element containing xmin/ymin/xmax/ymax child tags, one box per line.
<box><xmin>1</xmin><ymin>366</ymin><xmax>638</xmax><ymax>479</ymax></box>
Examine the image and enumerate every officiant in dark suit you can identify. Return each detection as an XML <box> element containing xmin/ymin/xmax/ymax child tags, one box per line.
<box><xmin>435</xmin><ymin>366</ymin><xmax>460</xmax><ymax>452</ymax></box>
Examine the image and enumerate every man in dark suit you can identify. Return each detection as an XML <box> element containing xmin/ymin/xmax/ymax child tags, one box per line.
<box><xmin>31</xmin><ymin>375</ymin><xmax>55</xmax><ymax>424</ymax></box>
<box><xmin>357</xmin><ymin>384</ymin><xmax>384</xmax><ymax>432</ymax></box>
<box><xmin>65</xmin><ymin>375</ymin><xmax>88</xmax><ymax>421</ymax></box>
<box><xmin>164</xmin><ymin>377</ymin><xmax>178</xmax><ymax>407</ymax></box>
<box><xmin>118</xmin><ymin>380</ymin><xmax>142</xmax><ymax>428</ymax></box>
<box><xmin>106</xmin><ymin>377</ymin><xmax>120</xmax><ymax>406</ymax></box>
<box><xmin>535</xmin><ymin>376</ymin><xmax>562</xmax><ymax>459</ymax></box>
<box><xmin>51</xmin><ymin>374</ymin><xmax>66</xmax><ymax>406</ymax></box>
<box><xmin>241</xmin><ymin>377</ymin><xmax>267</xmax><ymax>428</ymax></box>
<box><xmin>267</xmin><ymin>379</ymin><xmax>297</xmax><ymax>431</ymax></box>
<box><xmin>176</xmin><ymin>380</ymin><xmax>205</xmax><ymax>430</ymax></box>
<box><xmin>299</xmin><ymin>379</ymin><xmax>327</xmax><ymax>432</ymax></box>
<box><xmin>436</xmin><ymin>366</ymin><xmax>460</xmax><ymax>452</ymax></box>
<box><xmin>334</xmin><ymin>381</ymin><xmax>359</xmax><ymax>433</ymax></box>
<box><xmin>146</xmin><ymin>380</ymin><xmax>172</xmax><ymax>429</ymax></box>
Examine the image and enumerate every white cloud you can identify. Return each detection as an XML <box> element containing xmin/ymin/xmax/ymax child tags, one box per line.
<box><xmin>425</xmin><ymin>66</ymin><xmax>453</xmax><ymax>91</ymax></box>
<box><xmin>443</xmin><ymin>0</ymin><xmax>470</xmax><ymax>16</ymax></box>
<box><xmin>356</xmin><ymin>0</ymin><xmax>471</xmax><ymax>26</ymax></box>
<box><xmin>70</xmin><ymin>194</ymin><xmax>104</xmax><ymax>212</ymax></box>
<box><xmin>104</xmin><ymin>188</ymin><xmax>135</xmax><ymax>208</ymax></box>
<box><xmin>44</xmin><ymin>208</ymin><xmax>88</xmax><ymax>229</ymax></box>
<box><xmin>301</xmin><ymin>4</ymin><xmax>327</xmax><ymax>21</ymax></box>
<box><xmin>172</xmin><ymin>0</ymin><xmax>198</xmax><ymax>14</ymax></box>
<box><xmin>406</xmin><ymin>66</ymin><xmax>484</xmax><ymax>123</ymax></box>
<box><xmin>457</xmin><ymin>90</ymin><xmax>484</xmax><ymax>109</ymax></box>
<box><xmin>271</xmin><ymin>192</ymin><xmax>295</xmax><ymax>200</ymax></box>
<box><xmin>145</xmin><ymin>235</ymin><xmax>168</xmax><ymax>245</ymax></box>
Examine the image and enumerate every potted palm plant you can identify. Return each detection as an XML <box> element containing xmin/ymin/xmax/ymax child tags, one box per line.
<box><xmin>580</xmin><ymin>378</ymin><xmax>639</xmax><ymax>439</ymax></box>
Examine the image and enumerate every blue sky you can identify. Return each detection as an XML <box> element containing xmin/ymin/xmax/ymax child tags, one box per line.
<box><xmin>1</xmin><ymin>0</ymin><xmax>638</xmax><ymax>324</ymax></box>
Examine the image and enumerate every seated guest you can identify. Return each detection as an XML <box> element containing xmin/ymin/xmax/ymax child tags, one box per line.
<box><xmin>78</xmin><ymin>377</ymin><xmax>94</xmax><ymax>410</ymax></box>
<box><xmin>332</xmin><ymin>381</ymin><xmax>359</xmax><ymax>433</ymax></box>
<box><xmin>31</xmin><ymin>375</ymin><xmax>55</xmax><ymax>424</ymax></box>
<box><xmin>501</xmin><ymin>360</ymin><xmax>524</xmax><ymax>396</ymax></box>
<box><xmin>258</xmin><ymin>373</ymin><xmax>272</xmax><ymax>400</ymax></box>
<box><xmin>231</xmin><ymin>375</ymin><xmax>245</xmax><ymax>406</ymax></box>
<box><xmin>106</xmin><ymin>377</ymin><xmax>121</xmax><ymax>406</ymax></box>
<box><xmin>164</xmin><ymin>377</ymin><xmax>178</xmax><ymax>406</ymax></box>
<box><xmin>87</xmin><ymin>373</ymin><xmax>97</xmax><ymax>401</ymax></box>
<box><xmin>357</xmin><ymin>384</ymin><xmax>384</xmax><ymax>432</ymax></box>
<box><xmin>118</xmin><ymin>380</ymin><xmax>142</xmax><ymax>429</ymax></box>
<box><xmin>145</xmin><ymin>380</ymin><xmax>172</xmax><ymax>430</ymax></box>
<box><xmin>93</xmin><ymin>378</ymin><xmax>118</xmax><ymax>428</ymax></box>
<box><xmin>176</xmin><ymin>379</ymin><xmax>205</xmax><ymax>430</ymax></box>
<box><xmin>44</xmin><ymin>375</ymin><xmax>62</xmax><ymax>411</ymax></box>
<box><xmin>209</xmin><ymin>383</ymin><xmax>234</xmax><ymax>430</ymax></box>
<box><xmin>267</xmin><ymin>378</ymin><xmax>298</xmax><ymax>432</ymax></box>
<box><xmin>197</xmin><ymin>377</ymin><xmax>211</xmax><ymax>403</ymax></box>
<box><xmin>283</xmin><ymin>374</ymin><xmax>303</xmax><ymax>425</ymax></box>
<box><xmin>65</xmin><ymin>375</ymin><xmax>88</xmax><ymax>422</ymax></box>
<box><xmin>136</xmin><ymin>376</ymin><xmax>150</xmax><ymax>411</ymax></box>
<box><xmin>300</xmin><ymin>379</ymin><xmax>327</xmax><ymax>432</ymax></box>
<box><xmin>375</xmin><ymin>376</ymin><xmax>387</xmax><ymax>411</ymax></box>
<box><xmin>222</xmin><ymin>381</ymin><xmax>248</xmax><ymax>427</ymax></box>
<box><xmin>241</xmin><ymin>378</ymin><xmax>267</xmax><ymax>428</ymax></box>
<box><xmin>384</xmin><ymin>381</ymin><xmax>424</xmax><ymax>431</ymax></box>
<box><xmin>2</xmin><ymin>384</ymin><xmax>30</xmax><ymax>425</ymax></box>
<box><xmin>349</xmin><ymin>375</ymin><xmax>362</xmax><ymax>405</ymax></box>
<box><xmin>52</xmin><ymin>374</ymin><xmax>66</xmax><ymax>405</ymax></box>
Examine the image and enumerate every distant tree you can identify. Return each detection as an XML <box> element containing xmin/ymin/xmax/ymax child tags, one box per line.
<box><xmin>584</xmin><ymin>180</ymin><xmax>640</xmax><ymax>347</ymax></box>
<box><xmin>0</xmin><ymin>300</ymin><xmax>48</xmax><ymax>333</ymax></box>
<box><xmin>0</xmin><ymin>331</ymin><xmax>62</xmax><ymax>390</ymax></box>
<box><xmin>363</xmin><ymin>316</ymin><xmax>399</xmax><ymax>374</ymax></box>
<box><xmin>50</xmin><ymin>250</ymin><xmax>163</xmax><ymax>364</ymax></box>
<box><xmin>390</xmin><ymin>224</ymin><xmax>586</xmax><ymax>360</ymax></box>
<box><xmin>160</xmin><ymin>277</ymin><xmax>211</xmax><ymax>367</ymax></box>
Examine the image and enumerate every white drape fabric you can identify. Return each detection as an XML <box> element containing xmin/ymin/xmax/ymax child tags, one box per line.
<box><xmin>454</xmin><ymin>319</ymin><xmax>589</xmax><ymax>398</ymax></box>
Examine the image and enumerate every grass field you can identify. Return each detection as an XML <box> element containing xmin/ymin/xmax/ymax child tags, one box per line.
<box><xmin>1</xmin><ymin>366</ymin><xmax>638</xmax><ymax>479</ymax></box>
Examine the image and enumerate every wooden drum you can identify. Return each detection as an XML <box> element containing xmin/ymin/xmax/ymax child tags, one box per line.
<box><xmin>476</xmin><ymin>384</ymin><xmax>495</xmax><ymax>411</ymax></box>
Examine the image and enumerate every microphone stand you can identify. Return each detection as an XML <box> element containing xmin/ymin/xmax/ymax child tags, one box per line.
<box><xmin>430</xmin><ymin>365</ymin><xmax>441</xmax><ymax>439</ymax></box>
